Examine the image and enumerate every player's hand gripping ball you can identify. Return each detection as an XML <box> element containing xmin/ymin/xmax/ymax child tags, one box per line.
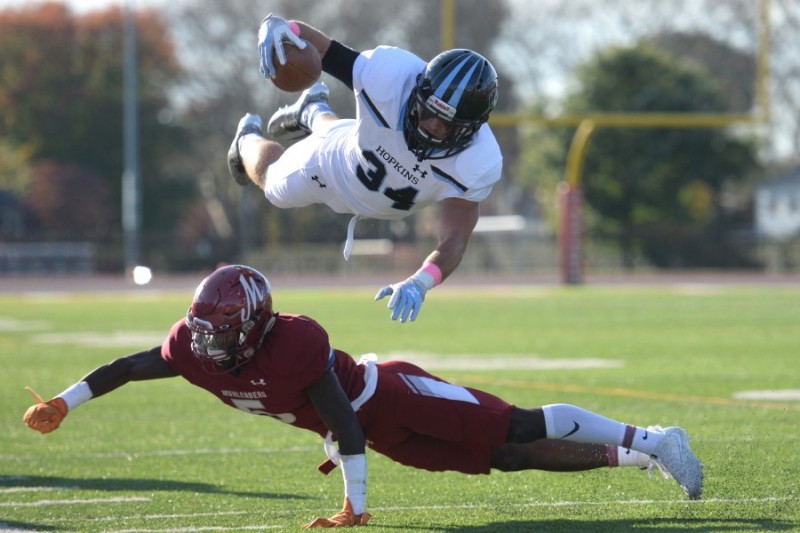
<box><xmin>271</xmin><ymin>41</ymin><xmax>322</xmax><ymax>92</ymax></box>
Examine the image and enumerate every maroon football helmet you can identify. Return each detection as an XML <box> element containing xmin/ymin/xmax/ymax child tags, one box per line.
<box><xmin>186</xmin><ymin>264</ymin><xmax>275</xmax><ymax>372</ymax></box>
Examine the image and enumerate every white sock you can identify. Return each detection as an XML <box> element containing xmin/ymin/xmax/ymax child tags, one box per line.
<box><xmin>237</xmin><ymin>132</ymin><xmax>261</xmax><ymax>153</ymax></box>
<box><xmin>541</xmin><ymin>403</ymin><xmax>663</xmax><ymax>455</ymax></box>
<box><xmin>608</xmin><ymin>445</ymin><xmax>651</xmax><ymax>468</ymax></box>
<box><xmin>301</xmin><ymin>102</ymin><xmax>335</xmax><ymax>132</ymax></box>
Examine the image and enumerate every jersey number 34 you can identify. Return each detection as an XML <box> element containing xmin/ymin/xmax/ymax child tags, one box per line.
<box><xmin>357</xmin><ymin>149</ymin><xmax>419</xmax><ymax>211</ymax></box>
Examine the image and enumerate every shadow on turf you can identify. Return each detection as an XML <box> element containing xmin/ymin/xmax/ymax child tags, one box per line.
<box><xmin>411</xmin><ymin>518</ymin><xmax>797</xmax><ymax>532</ymax></box>
<box><xmin>0</xmin><ymin>520</ymin><xmax>58</xmax><ymax>532</ymax></box>
<box><xmin>0</xmin><ymin>474</ymin><xmax>307</xmax><ymax>501</ymax></box>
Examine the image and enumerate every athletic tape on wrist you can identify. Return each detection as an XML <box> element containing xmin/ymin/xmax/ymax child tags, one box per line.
<box><xmin>58</xmin><ymin>381</ymin><xmax>93</xmax><ymax>411</ymax></box>
<box><xmin>340</xmin><ymin>454</ymin><xmax>367</xmax><ymax>515</ymax></box>
<box><xmin>418</xmin><ymin>263</ymin><xmax>443</xmax><ymax>287</ymax></box>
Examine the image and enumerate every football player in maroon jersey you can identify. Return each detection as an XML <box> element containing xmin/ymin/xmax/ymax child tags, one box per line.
<box><xmin>24</xmin><ymin>265</ymin><xmax>703</xmax><ymax>528</ymax></box>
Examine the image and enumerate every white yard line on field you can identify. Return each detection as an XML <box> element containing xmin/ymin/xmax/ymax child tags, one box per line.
<box><xmin>1</xmin><ymin>495</ymin><xmax>791</xmax><ymax>533</ymax></box>
<box><xmin>372</xmin><ymin>495</ymin><xmax>797</xmax><ymax>511</ymax></box>
<box><xmin>385</xmin><ymin>351</ymin><xmax>623</xmax><ymax>370</ymax></box>
<box><xmin>0</xmin><ymin>486</ymin><xmax>79</xmax><ymax>493</ymax></box>
<box><xmin>19</xmin><ymin>495</ymin><xmax>795</xmax><ymax>527</ymax></box>
<box><xmin>29</xmin><ymin>331</ymin><xmax>166</xmax><ymax>347</ymax></box>
<box><xmin>106</xmin><ymin>525</ymin><xmax>283</xmax><ymax>533</ymax></box>
<box><xmin>463</xmin><ymin>375</ymin><xmax>800</xmax><ymax>411</ymax></box>
<box><xmin>0</xmin><ymin>496</ymin><xmax>150</xmax><ymax>507</ymax></box>
<box><xmin>0</xmin><ymin>445</ymin><xmax>318</xmax><ymax>461</ymax></box>
<box><xmin>47</xmin><ymin>512</ymin><xmax>250</xmax><ymax>523</ymax></box>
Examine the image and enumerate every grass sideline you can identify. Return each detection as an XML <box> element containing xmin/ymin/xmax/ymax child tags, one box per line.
<box><xmin>1</xmin><ymin>284</ymin><xmax>799</xmax><ymax>532</ymax></box>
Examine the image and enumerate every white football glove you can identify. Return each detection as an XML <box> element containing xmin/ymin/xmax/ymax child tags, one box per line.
<box><xmin>258</xmin><ymin>13</ymin><xmax>307</xmax><ymax>79</ymax></box>
<box><xmin>374</xmin><ymin>276</ymin><xmax>429</xmax><ymax>323</ymax></box>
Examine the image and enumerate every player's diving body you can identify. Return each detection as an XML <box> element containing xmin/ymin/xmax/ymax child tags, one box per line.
<box><xmin>228</xmin><ymin>14</ymin><xmax>503</xmax><ymax>323</ymax></box>
<box><xmin>24</xmin><ymin>265</ymin><xmax>704</xmax><ymax>527</ymax></box>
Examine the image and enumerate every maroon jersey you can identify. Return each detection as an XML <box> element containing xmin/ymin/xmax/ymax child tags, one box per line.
<box><xmin>162</xmin><ymin>313</ymin><xmax>367</xmax><ymax>438</ymax></box>
<box><xmin>162</xmin><ymin>312</ymin><xmax>513</xmax><ymax>475</ymax></box>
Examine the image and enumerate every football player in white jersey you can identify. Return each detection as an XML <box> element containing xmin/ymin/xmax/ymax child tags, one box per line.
<box><xmin>228</xmin><ymin>14</ymin><xmax>503</xmax><ymax>323</ymax></box>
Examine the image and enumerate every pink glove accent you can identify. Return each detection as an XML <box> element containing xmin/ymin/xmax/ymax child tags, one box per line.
<box><xmin>419</xmin><ymin>263</ymin><xmax>443</xmax><ymax>286</ymax></box>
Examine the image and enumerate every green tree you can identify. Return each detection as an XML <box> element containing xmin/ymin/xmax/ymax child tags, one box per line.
<box><xmin>27</xmin><ymin>161</ymin><xmax>114</xmax><ymax>240</ymax></box>
<box><xmin>0</xmin><ymin>141</ymin><xmax>34</xmax><ymax>197</ymax></box>
<box><xmin>0</xmin><ymin>2</ymin><xmax>192</xmax><ymax>268</ymax></box>
<box><xmin>519</xmin><ymin>43</ymin><xmax>759</xmax><ymax>268</ymax></box>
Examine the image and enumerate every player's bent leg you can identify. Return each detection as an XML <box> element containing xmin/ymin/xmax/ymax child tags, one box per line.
<box><xmin>262</xmin><ymin>139</ymin><xmax>331</xmax><ymax>210</ymax></box>
<box><xmin>506</xmin><ymin>404</ymin><xmax>704</xmax><ymax>499</ymax></box>
<box><xmin>239</xmin><ymin>139</ymin><xmax>285</xmax><ymax>191</ymax></box>
<box><xmin>505</xmin><ymin>406</ymin><xmax>548</xmax><ymax>443</ymax></box>
<box><xmin>491</xmin><ymin>440</ymin><xmax>610</xmax><ymax>472</ymax></box>
<box><xmin>227</xmin><ymin>113</ymin><xmax>264</xmax><ymax>186</ymax></box>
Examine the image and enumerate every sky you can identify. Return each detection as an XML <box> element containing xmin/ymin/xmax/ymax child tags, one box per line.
<box><xmin>2</xmin><ymin>0</ymin><xmax>793</xmax><ymax>161</ymax></box>
<box><xmin>0</xmin><ymin>0</ymin><xmax>165</xmax><ymax>12</ymax></box>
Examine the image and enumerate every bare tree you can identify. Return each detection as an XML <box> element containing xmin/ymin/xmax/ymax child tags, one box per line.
<box><xmin>496</xmin><ymin>0</ymin><xmax>797</xmax><ymax>164</ymax></box>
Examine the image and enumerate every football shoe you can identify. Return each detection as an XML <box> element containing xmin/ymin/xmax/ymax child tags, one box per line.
<box><xmin>266</xmin><ymin>81</ymin><xmax>330</xmax><ymax>144</ymax></box>
<box><xmin>227</xmin><ymin>113</ymin><xmax>263</xmax><ymax>186</ymax></box>
<box><xmin>649</xmin><ymin>425</ymin><xmax>704</xmax><ymax>499</ymax></box>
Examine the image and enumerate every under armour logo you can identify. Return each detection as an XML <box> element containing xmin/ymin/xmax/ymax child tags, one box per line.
<box><xmin>251</xmin><ymin>378</ymin><xmax>266</xmax><ymax>386</ymax></box>
<box><xmin>311</xmin><ymin>175</ymin><xmax>327</xmax><ymax>188</ymax></box>
<box><xmin>412</xmin><ymin>164</ymin><xmax>428</xmax><ymax>179</ymax></box>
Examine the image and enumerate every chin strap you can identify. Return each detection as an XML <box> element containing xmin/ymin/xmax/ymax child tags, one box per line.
<box><xmin>343</xmin><ymin>215</ymin><xmax>362</xmax><ymax>261</ymax></box>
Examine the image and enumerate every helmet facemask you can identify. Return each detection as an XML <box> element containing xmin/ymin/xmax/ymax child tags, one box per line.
<box><xmin>404</xmin><ymin>87</ymin><xmax>482</xmax><ymax>161</ymax></box>
<box><xmin>187</xmin><ymin>311</ymin><xmax>275</xmax><ymax>374</ymax></box>
<box><xmin>403</xmin><ymin>49</ymin><xmax>499</xmax><ymax>162</ymax></box>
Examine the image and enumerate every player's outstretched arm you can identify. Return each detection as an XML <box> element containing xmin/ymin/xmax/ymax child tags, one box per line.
<box><xmin>375</xmin><ymin>198</ymin><xmax>480</xmax><ymax>322</ymax></box>
<box><xmin>23</xmin><ymin>346</ymin><xmax>177</xmax><ymax>434</ymax></box>
<box><xmin>304</xmin><ymin>368</ymin><xmax>371</xmax><ymax>527</ymax></box>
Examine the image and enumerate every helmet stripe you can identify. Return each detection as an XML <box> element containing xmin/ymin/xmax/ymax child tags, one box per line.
<box><xmin>434</xmin><ymin>54</ymin><xmax>481</xmax><ymax>108</ymax></box>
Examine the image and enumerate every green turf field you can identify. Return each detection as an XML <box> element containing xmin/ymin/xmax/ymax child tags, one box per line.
<box><xmin>1</xmin><ymin>283</ymin><xmax>799</xmax><ymax>531</ymax></box>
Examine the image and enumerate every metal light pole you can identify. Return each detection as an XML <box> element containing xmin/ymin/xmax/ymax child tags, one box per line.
<box><xmin>121</xmin><ymin>0</ymin><xmax>141</xmax><ymax>277</ymax></box>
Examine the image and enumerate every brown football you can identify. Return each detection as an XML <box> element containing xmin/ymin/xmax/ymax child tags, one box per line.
<box><xmin>271</xmin><ymin>41</ymin><xmax>322</xmax><ymax>92</ymax></box>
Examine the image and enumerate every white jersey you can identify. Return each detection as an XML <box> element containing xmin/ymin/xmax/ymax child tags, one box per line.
<box><xmin>265</xmin><ymin>46</ymin><xmax>503</xmax><ymax>222</ymax></box>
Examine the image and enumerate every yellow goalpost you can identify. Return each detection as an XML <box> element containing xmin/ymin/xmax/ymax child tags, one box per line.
<box><xmin>442</xmin><ymin>0</ymin><xmax>772</xmax><ymax>284</ymax></box>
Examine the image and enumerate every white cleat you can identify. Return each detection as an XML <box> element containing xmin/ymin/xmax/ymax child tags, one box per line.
<box><xmin>649</xmin><ymin>425</ymin><xmax>704</xmax><ymax>500</ymax></box>
<box><xmin>266</xmin><ymin>81</ymin><xmax>330</xmax><ymax>143</ymax></box>
<box><xmin>227</xmin><ymin>113</ymin><xmax>264</xmax><ymax>186</ymax></box>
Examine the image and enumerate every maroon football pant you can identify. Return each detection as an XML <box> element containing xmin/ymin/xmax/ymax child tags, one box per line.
<box><xmin>361</xmin><ymin>360</ymin><xmax>514</xmax><ymax>474</ymax></box>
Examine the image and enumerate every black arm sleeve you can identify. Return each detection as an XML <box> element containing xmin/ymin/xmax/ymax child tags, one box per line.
<box><xmin>321</xmin><ymin>40</ymin><xmax>360</xmax><ymax>91</ymax></box>
<box><xmin>306</xmin><ymin>367</ymin><xmax>365</xmax><ymax>456</ymax></box>
<box><xmin>82</xmin><ymin>346</ymin><xmax>177</xmax><ymax>398</ymax></box>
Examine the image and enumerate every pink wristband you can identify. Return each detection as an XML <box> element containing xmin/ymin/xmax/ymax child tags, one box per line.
<box><xmin>419</xmin><ymin>263</ymin><xmax>443</xmax><ymax>286</ymax></box>
<box><xmin>288</xmin><ymin>21</ymin><xmax>301</xmax><ymax>36</ymax></box>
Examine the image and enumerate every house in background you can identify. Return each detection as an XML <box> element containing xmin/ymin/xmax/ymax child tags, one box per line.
<box><xmin>755</xmin><ymin>166</ymin><xmax>800</xmax><ymax>271</ymax></box>
<box><xmin>755</xmin><ymin>166</ymin><xmax>800</xmax><ymax>240</ymax></box>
